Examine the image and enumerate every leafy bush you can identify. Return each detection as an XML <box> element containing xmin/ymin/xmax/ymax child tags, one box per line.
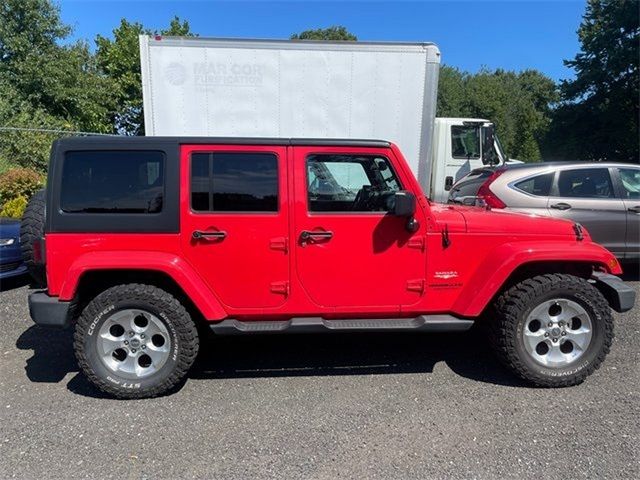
<box><xmin>0</xmin><ymin>168</ymin><xmax>45</xmax><ymax>206</ymax></box>
<box><xmin>0</xmin><ymin>195</ymin><xmax>28</xmax><ymax>219</ymax></box>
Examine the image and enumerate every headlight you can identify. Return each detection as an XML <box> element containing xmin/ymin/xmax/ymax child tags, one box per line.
<box><xmin>0</xmin><ymin>238</ymin><xmax>16</xmax><ymax>246</ymax></box>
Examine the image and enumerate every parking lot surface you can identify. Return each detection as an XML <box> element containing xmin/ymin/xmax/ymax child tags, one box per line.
<box><xmin>1</xmin><ymin>275</ymin><xmax>639</xmax><ymax>479</ymax></box>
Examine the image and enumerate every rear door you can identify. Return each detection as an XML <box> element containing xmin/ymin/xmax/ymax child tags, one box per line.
<box><xmin>180</xmin><ymin>144</ymin><xmax>289</xmax><ymax>310</ymax></box>
<box><xmin>547</xmin><ymin>167</ymin><xmax>626</xmax><ymax>256</ymax></box>
<box><xmin>615</xmin><ymin>166</ymin><xmax>640</xmax><ymax>260</ymax></box>
<box><xmin>292</xmin><ymin>146</ymin><xmax>427</xmax><ymax>312</ymax></box>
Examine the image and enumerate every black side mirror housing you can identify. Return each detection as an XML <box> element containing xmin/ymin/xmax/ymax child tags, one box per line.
<box><xmin>482</xmin><ymin>124</ymin><xmax>496</xmax><ymax>166</ymax></box>
<box><xmin>392</xmin><ymin>191</ymin><xmax>416</xmax><ymax>217</ymax></box>
<box><xmin>392</xmin><ymin>191</ymin><xmax>419</xmax><ymax>233</ymax></box>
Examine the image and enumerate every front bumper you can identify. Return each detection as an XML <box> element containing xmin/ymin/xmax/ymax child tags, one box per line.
<box><xmin>28</xmin><ymin>291</ymin><xmax>71</xmax><ymax>328</ymax></box>
<box><xmin>592</xmin><ymin>272</ymin><xmax>636</xmax><ymax>313</ymax></box>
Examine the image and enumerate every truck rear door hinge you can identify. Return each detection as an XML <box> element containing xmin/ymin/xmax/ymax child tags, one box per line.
<box><xmin>406</xmin><ymin>279</ymin><xmax>425</xmax><ymax>294</ymax></box>
<box><xmin>269</xmin><ymin>237</ymin><xmax>288</xmax><ymax>253</ymax></box>
<box><xmin>407</xmin><ymin>235</ymin><xmax>426</xmax><ymax>251</ymax></box>
<box><xmin>270</xmin><ymin>281</ymin><xmax>289</xmax><ymax>296</ymax></box>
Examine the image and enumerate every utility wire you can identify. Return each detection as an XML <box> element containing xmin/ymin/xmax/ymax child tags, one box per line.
<box><xmin>0</xmin><ymin>126</ymin><xmax>118</xmax><ymax>136</ymax></box>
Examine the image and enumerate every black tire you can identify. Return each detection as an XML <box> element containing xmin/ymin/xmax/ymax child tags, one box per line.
<box><xmin>489</xmin><ymin>273</ymin><xmax>614</xmax><ymax>387</ymax></box>
<box><xmin>74</xmin><ymin>284</ymin><xmax>199</xmax><ymax>399</ymax></box>
<box><xmin>20</xmin><ymin>189</ymin><xmax>47</xmax><ymax>287</ymax></box>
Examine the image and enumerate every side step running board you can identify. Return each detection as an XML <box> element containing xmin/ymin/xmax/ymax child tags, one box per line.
<box><xmin>209</xmin><ymin>315</ymin><xmax>474</xmax><ymax>335</ymax></box>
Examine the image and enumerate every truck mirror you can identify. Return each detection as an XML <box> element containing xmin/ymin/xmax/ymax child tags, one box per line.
<box><xmin>482</xmin><ymin>125</ymin><xmax>496</xmax><ymax>166</ymax></box>
<box><xmin>392</xmin><ymin>191</ymin><xmax>416</xmax><ymax>217</ymax></box>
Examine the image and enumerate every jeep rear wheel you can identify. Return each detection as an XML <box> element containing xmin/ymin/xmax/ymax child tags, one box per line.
<box><xmin>74</xmin><ymin>284</ymin><xmax>199</xmax><ymax>399</ymax></box>
<box><xmin>489</xmin><ymin>273</ymin><xmax>613</xmax><ymax>387</ymax></box>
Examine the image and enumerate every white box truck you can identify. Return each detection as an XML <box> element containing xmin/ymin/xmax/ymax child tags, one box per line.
<box><xmin>140</xmin><ymin>36</ymin><xmax>511</xmax><ymax>202</ymax></box>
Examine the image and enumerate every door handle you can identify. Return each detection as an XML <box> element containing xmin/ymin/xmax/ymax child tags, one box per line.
<box><xmin>192</xmin><ymin>230</ymin><xmax>227</xmax><ymax>240</ymax></box>
<box><xmin>628</xmin><ymin>205</ymin><xmax>640</xmax><ymax>214</ymax></box>
<box><xmin>300</xmin><ymin>230</ymin><xmax>333</xmax><ymax>241</ymax></box>
<box><xmin>550</xmin><ymin>202</ymin><xmax>572</xmax><ymax>210</ymax></box>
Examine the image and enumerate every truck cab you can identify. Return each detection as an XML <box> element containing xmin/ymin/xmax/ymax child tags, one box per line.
<box><xmin>24</xmin><ymin>137</ymin><xmax>634</xmax><ymax>398</ymax></box>
<box><xmin>429</xmin><ymin>118</ymin><xmax>517</xmax><ymax>203</ymax></box>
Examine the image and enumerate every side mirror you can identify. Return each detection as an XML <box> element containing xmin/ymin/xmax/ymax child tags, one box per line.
<box><xmin>391</xmin><ymin>191</ymin><xmax>419</xmax><ymax>233</ymax></box>
<box><xmin>482</xmin><ymin>124</ymin><xmax>496</xmax><ymax>166</ymax></box>
<box><xmin>391</xmin><ymin>191</ymin><xmax>416</xmax><ymax>217</ymax></box>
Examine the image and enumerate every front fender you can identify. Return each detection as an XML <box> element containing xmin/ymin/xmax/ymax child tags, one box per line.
<box><xmin>452</xmin><ymin>240</ymin><xmax>622</xmax><ymax>317</ymax></box>
<box><xmin>59</xmin><ymin>251</ymin><xmax>227</xmax><ymax>321</ymax></box>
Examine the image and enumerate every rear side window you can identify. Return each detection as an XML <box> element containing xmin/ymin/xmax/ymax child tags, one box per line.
<box><xmin>514</xmin><ymin>172</ymin><xmax>554</xmax><ymax>196</ymax></box>
<box><xmin>60</xmin><ymin>151</ymin><xmax>164</xmax><ymax>214</ymax></box>
<box><xmin>191</xmin><ymin>152</ymin><xmax>278</xmax><ymax>212</ymax></box>
<box><xmin>558</xmin><ymin>168</ymin><xmax>614</xmax><ymax>199</ymax></box>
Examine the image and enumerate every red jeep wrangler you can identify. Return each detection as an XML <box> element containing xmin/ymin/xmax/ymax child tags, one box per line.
<box><xmin>24</xmin><ymin>137</ymin><xmax>635</xmax><ymax>398</ymax></box>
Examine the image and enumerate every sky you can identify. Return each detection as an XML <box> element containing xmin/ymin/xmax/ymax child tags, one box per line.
<box><xmin>58</xmin><ymin>0</ymin><xmax>587</xmax><ymax>82</ymax></box>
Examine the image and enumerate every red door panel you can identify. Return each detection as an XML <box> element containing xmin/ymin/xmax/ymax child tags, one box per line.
<box><xmin>180</xmin><ymin>145</ymin><xmax>289</xmax><ymax>310</ymax></box>
<box><xmin>292</xmin><ymin>146</ymin><xmax>427</xmax><ymax>311</ymax></box>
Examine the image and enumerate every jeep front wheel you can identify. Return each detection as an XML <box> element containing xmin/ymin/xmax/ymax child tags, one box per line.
<box><xmin>490</xmin><ymin>273</ymin><xmax>614</xmax><ymax>387</ymax></box>
<box><xmin>74</xmin><ymin>284</ymin><xmax>199</xmax><ymax>399</ymax></box>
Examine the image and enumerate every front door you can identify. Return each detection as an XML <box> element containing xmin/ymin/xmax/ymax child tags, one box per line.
<box><xmin>292</xmin><ymin>146</ymin><xmax>427</xmax><ymax>312</ymax></box>
<box><xmin>547</xmin><ymin>167</ymin><xmax>627</xmax><ymax>257</ymax></box>
<box><xmin>180</xmin><ymin>144</ymin><xmax>289</xmax><ymax>310</ymax></box>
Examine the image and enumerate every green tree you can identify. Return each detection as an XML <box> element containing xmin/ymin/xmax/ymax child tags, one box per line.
<box><xmin>0</xmin><ymin>0</ymin><xmax>115</xmax><ymax>133</ymax></box>
<box><xmin>291</xmin><ymin>26</ymin><xmax>357</xmax><ymax>41</ymax></box>
<box><xmin>545</xmin><ymin>0</ymin><xmax>639</xmax><ymax>162</ymax></box>
<box><xmin>438</xmin><ymin>67</ymin><xmax>558</xmax><ymax>161</ymax></box>
<box><xmin>96</xmin><ymin>16</ymin><xmax>195</xmax><ymax>135</ymax></box>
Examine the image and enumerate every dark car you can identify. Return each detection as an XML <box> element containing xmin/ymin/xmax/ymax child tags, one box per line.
<box><xmin>0</xmin><ymin>218</ymin><xmax>27</xmax><ymax>281</ymax></box>
<box><xmin>447</xmin><ymin>166</ymin><xmax>497</xmax><ymax>205</ymax></box>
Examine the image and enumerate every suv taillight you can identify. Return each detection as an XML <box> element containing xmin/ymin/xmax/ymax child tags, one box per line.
<box><xmin>477</xmin><ymin>170</ymin><xmax>507</xmax><ymax>209</ymax></box>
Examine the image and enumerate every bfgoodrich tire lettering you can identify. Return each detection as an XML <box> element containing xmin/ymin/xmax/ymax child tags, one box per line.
<box><xmin>74</xmin><ymin>284</ymin><xmax>199</xmax><ymax>399</ymax></box>
<box><xmin>489</xmin><ymin>274</ymin><xmax>614</xmax><ymax>387</ymax></box>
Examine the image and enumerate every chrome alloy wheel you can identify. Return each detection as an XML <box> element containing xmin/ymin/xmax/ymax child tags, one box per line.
<box><xmin>97</xmin><ymin>309</ymin><xmax>172</xmax><ymax>379</ymax></box>
<box><xmin>522</xmin><ymin>299</ymin><xmax>593</xmax><ymax>368</ymax></box>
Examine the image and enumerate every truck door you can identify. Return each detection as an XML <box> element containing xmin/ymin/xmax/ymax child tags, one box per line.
<box><xmin>180</xmin><ymin>144</ymin><xmax>289</xmax><ymax>310</ymax></box>
<box><xmin>292</xmin><ymin>146</ymin><xmax>427</xmax><ymax>312</ymax></box>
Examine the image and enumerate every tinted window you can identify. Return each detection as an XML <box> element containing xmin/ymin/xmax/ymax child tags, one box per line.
<box><xmin>451</xmin><ymin>126</ymin><xmax>480</xmax><ymax>159</ymax></box>
<box><xmin>558</xmin><ymin>168</ymin><xmax>614</xmax><ymax>199</ymax></box>
<box><xmin>307</xmin><ymin>155</ymin><xmax>401</xmax><ymax>212</ymax></box>
<box><xmin>619</xmin><ymin>168</ymin><xmax>640</xmax><ymax>199</ymax></box>
<box><xmin>191</xmin><ymin>153</ymin><xmax>278</xmax><ymax>212</ymax></box>
<box><xmin>514</xmin><ymin>172</ymin><xmax>554</xmax><ymax>196</ymax></box>
<box><xmin>61</xmin><ymin>151</ymin><xmax>164</xmax><ymax>214</ymax></box>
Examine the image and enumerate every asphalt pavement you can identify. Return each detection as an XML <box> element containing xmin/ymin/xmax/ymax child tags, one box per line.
<box><xmin>0</xmin><ymin>274</ymin><xmax>638</xmax><ymax>479</ymax></box>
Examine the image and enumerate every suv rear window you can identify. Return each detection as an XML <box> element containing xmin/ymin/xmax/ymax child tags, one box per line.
<box><xmin>514</xmin><ymin>172</ymin><xmax>554</xmax><ymax>196</ymax></box>
<box><xmin>191</xmin><ymin>152</ymin><xmax>278</xmax><ymax>212</ymax></box>
<box><xmin>60</xmin><ymin>151</ymin><xmax>164</xmax><ymax>214</ymax></box>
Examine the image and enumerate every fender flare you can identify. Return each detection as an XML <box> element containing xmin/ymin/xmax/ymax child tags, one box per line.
<box><xmin>58</xmin><ymin>251</ymin><xmax>227</xmax><ymax>321</ymax></box>
<box><xmin>452</xmin><ymin>240</ymin><xmax>621</xmax><ymax>317</ymax></box>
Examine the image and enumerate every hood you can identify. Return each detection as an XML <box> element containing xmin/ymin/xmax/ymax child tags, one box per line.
<box><xmin>433</xmin><ymin>204</ymin><xmax>581</xmax><ymax>237</ymax></box>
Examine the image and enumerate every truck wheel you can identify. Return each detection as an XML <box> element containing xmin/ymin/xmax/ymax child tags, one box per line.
<box><xmin>74</xmin><ymin>284</ymin><xmax>199</xmax><ymax>399</ymax></box>
<box><xmin>490</xmin><ymin>273</ymin><xmax>613</xmax><ymax>387</ymax></box>
<box><xmin>20</xmin><ymin>189</ymin><xmax>46</xmax><ymax>287</ymax></box>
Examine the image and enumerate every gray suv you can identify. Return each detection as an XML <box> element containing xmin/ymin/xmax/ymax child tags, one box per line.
<box><xmin>449</xmin><ymin>162</ymin><xmax>640</xmax><ymax>261</ymax></box>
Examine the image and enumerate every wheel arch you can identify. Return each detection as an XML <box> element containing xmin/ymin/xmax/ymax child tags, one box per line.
<box><xmin>60</xmin><ymin>256</ymin><xmax>228</xmax><ymax>324</ymax></box>
<box><xmin>452</xmin><ymin>240</ymin><xmax>621</xmax><ymax>317</ymax></box>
